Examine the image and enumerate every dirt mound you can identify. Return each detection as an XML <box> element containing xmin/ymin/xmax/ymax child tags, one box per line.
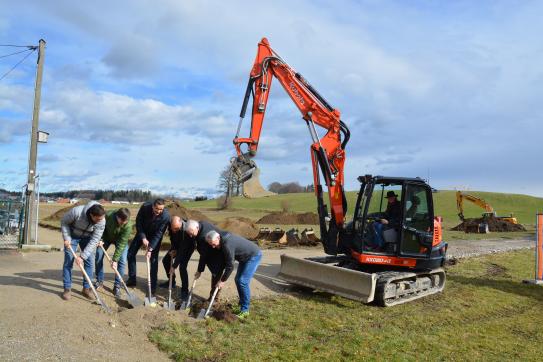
<box><xmin>44</xmin><ymin>202</ymin><xmax>85</xmax><ymax>221</ymax></box>
<box><xmin>166</xmin><ymin>200</ymin><xmax>212</xmax><ymax>222</ymax></box>
<box><xmin>256</xmin><ymin>211</ymin><xmax>319</xmax><ymax>225</ymax></box>
<box><xmin>451</xmin><ymin>216</ymin><xmax>526</xmax><ymax>232</ymax></box>
<box><xmin>216</xmin><ymin>217</ymin><xmax>259</xmax><ymax>240</ymax></box>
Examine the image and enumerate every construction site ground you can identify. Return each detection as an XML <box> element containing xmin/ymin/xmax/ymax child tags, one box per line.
<box><xmin>0</xmin><ymin>202</ymin><xmax>538</xmax><ymax>360</ymax></box>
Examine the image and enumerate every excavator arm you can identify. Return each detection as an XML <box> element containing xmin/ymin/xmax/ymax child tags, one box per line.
<box><xmin>232</xmin><ymin>38</ymin><xmax>351</xmax><ymax>254</ymax></box>
<box><xmin>456</xmin><ymin>191</ymin><xmax>494</xmax><ymax>221</ymax></box>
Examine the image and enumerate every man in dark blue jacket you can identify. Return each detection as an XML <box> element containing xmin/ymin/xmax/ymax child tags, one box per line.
<box><xmin>126</xmin><ymin>198</ymin><xmax>170</xmax><ymax>292</ymax></box>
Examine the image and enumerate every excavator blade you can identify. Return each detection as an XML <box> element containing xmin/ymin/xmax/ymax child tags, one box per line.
<box><xmin>278</xmin><ymin>254</ymin><xmax>377</xmax><ymax>303</ymax></box>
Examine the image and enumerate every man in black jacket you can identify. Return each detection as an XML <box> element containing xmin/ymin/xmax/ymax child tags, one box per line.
<box><xmin>126</xmin><ymin>199</ymin><xmax>170</xmax><ymax>292</ymax></box>
<box><xmin>373</xmin><ymin>191</ymin><xmax>402</xmax><ymax>249</ymax></box>
<box><xmin>159</xmin><ymin>216</ymin><xmax>184</xmax><ymax>290</ymax></box>
<box><xmin>173</xmin><ymin>219</ymin><xmax>225</xmax><ymax>301</ymax></box>
<box><xmin>204</xmin><ymin>230</ymin><xmax>262</xmax><ymax>319</ymax></box>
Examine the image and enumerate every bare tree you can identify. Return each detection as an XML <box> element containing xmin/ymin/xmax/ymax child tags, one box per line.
<box><xmin>217</xmin><ymin>165</ymin><xmax>242</xmax><ymax>197</ymax></box>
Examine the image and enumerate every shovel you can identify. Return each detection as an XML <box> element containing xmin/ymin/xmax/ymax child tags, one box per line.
<box><xmin>197</xmin><ymin>286</ymin><xmax>219</xmax><ymax>319</ymax></box>
<box><xmin>144</xmin><ymin>251</ymin><xmax>157</xmax><ymax>307</ymax></box>
<box><xmin>163</xmin><ymin>258</ymin><xmax>175</xmax><ymax>311</ymax></box>
<box><xmin>99</xmin><ymin>244</ymin><xmax>143</xmax><ymax>308</ymax></box>
<box><xmin>68</xmin><ymin>245</ymin><xmax>111</xmax><ymax>313</ymax></box>
<box><xmin>180</xmin><ymin>278</ymin><xmax>197</xmax><ymax>311</ymax></box>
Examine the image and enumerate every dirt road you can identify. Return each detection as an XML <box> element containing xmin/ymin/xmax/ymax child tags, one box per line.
<box><xmin>0</xmin><ymin>229</ymin><xmax>535</xmax><ymax>361</ymax></box>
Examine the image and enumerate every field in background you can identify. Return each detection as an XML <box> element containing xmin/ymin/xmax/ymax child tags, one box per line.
<box><xmin>150</xmin><ymin>249</ymin><xmax>543</xmax><ymax>360</ymax></box>
<box><xmin>38</xmin><ymin>190</ymin><xmax>541</xmax><ymax>242</ymax></box>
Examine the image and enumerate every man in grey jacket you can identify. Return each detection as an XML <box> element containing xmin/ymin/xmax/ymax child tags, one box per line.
<box><xmin>61</xmin><ymin>201</ymin><xmax>106</xmax><ymax>300</ymax></box>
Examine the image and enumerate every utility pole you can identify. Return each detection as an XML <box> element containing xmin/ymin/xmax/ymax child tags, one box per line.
<box><xmin>23</xmin><ymin>39</ymin><xmax>46</xmax><ymax>245</ymax></box>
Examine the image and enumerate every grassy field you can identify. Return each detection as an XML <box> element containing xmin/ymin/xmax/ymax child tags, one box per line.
<box><xmin>149</xmin><ymin>249</ymin><xmax>543</xmax><ymax>361</ymax></box>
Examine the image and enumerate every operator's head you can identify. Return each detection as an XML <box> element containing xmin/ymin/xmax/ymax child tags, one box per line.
<box><xmin>185</xmin><ymin>220</ymin><xmax>200</xmax><ymax>237</ymax></box>
<box><xmin>411</xmin><ymin>195</ymin><xmax>420</xmax><ymax>206</ymax></box>
<box><xmin>386</xmin><ymin>191</ymin><xmax>398</xmax><ymax>203</ymax></box>
<box><xmin>170</xmin><ymin>216</ymin><xmax>182</xmax><ymax>233</ymax></box>
<box><xmin>205</xmin><ymin>230</ymin><xmax>221</xmax><ymax>249</ymax></box>
<box><xmin>152</xmin><ymin>198</ymin><xmax>165</xmax><ymax>216</ymax></box>
<box><xmin>116</xmin><ymin>207</ymin><xmax>131</xmax><ymax>226</ymax></box>
<box><xmin>88</xmin><ymin>204</ymin><xmax>106</xmax><ymax>224</ymax></box>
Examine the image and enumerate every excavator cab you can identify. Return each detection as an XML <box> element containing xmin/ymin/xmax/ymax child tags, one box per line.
<box><xmin>349</xmin><ymin>176</ymin><xmax>436</xmax><ymax>260</ymax></box>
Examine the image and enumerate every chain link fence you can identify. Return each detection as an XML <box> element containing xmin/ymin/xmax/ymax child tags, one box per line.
<box><xmin>0</xmin><ymin>200</ymin><xmax>24</xmax><ymax>249</ymax></box>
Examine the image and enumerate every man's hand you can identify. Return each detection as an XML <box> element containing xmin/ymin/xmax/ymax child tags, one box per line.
<box><xmin>111</xmin><ymin>261</ymin><xmax>118</xmax><ymax>270</ymax></box>
<box><xmin>169</xmin><ymin>250</ymin><xmax>177</xmax><ymax>257</ymax></box>
<box><xmin>98</xmin><ymin>240</ymin><xmax>104</xmax><ymax>247</ymax></box>
<box><xmin>380</xmin><ymin>219</ymin><xmax>389</xmax><ymax>225</ymax></box>
<box><xmin>63</xmin><ymin>240</ymin><xmax>71</xmax><ymax>248</ymax></box>
<box><xmin>217</xmin><ymin>281</ymin><xmax>225</xmax><ymax>290</ymax></box>
<box><xmin>194</xmin><ymin>272</ymin><xmax>201</xmax><ymax>280</ymax></box>
<box><xmin>74</xmin><ymin>255</ymin><xmax>83</xmax><ymax>267</ymax></box>
<box><xmin>142</xmin><ymin>238</ymin><xmax>149</xmax><ymax>248</ymax></box>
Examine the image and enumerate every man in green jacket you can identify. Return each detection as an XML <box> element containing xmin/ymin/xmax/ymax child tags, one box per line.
<box><xmin>94</xmin><ymin>208</ymin><xmax>132</xmax><ymax>297</ymax></box>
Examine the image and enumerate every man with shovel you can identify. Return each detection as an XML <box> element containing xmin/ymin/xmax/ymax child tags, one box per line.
<box><xmin>61</xmin><ymin>201</ymin><xmax>106</xmax><ymax>301</ymax></box>
<box><xmin>94</xmin><ymin>207</ymin><xmax>132</xmax><ymax>298</ymax></box>
<box><xmin>204</xmin><ymin>230</ymin><xmax>262</xmax><ymax>319</ymax></box>
<box><xmin>183</xmin><ymin>220</ymin><xmax>225</xmax><ymax>302</ymax></box>
<box><xmin>126</xmin><ymin>199</ymin><xmax>170</xmax><ymax>294</ymax></box>
<box><xmin>159</xmin><ymin>216</ymin><xmax>185</xmax><ymax>291</ymax></box>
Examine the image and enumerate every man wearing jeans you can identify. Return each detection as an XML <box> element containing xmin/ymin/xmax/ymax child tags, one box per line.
<box><xmin>61</xmin><ymin>201</ymin><xmax>106</xmax><ymax>301</ymax></box>
<box><xmin>126</xmin><ymin>198</ymin><xmax>170</xmax><ymax>293</ymax></box>
<box><xmin>94</xmin><ymin>207</ymin><xmax>132</xmax><ymax>297</ymax></box>
<box><xmin>204</xmin><ymin>230</ymin><xmax>262</xmax><ymax>319</ymax></box>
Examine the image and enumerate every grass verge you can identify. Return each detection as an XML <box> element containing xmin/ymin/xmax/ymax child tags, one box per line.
<box><xmin>149</xmin><ymin>249</ymin><xmax>543</xmax><ymax>361</ymax></box>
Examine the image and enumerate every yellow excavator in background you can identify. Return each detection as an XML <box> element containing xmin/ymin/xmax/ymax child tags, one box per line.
<box><xmin>456</xmin><ymin>191</ymin><xmax>518</xmax><ymax>224</ymax></box>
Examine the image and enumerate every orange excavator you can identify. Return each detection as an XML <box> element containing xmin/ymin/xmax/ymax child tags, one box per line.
<box><xmin>230</xmin><ymin>38</ymin><xmax>447</xmax><ymax>306</ymax></box>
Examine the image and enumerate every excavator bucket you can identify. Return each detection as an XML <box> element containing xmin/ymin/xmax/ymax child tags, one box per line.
<box><xmin>300</xmin><ymin>228</ymin><xmax>320</xmax><ymax>246</ymax></box>
<box><xmin>256</xmin><ymin>227</ymin><xmax>287</xmax><ymax>244</ymax></box>
<box><xmin>230</xmin><ymin>155</ymin><xmax>276</xmax><ymax>198</ymax></box>
<box><xmin>278</xmin><ymin>254</ymin><xmax>377</xmax><ymax>303</ymax></box>
<box><xmin>242</xmin><ymin>168</ymin><xmax>276</xmax><ymax>198</ymax></box>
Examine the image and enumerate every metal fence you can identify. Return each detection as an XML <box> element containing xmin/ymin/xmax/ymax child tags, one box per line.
<box><xmin>0</xmin><ymin>200</ymin><xmax>24</xmax><ymax>249</ymax></box>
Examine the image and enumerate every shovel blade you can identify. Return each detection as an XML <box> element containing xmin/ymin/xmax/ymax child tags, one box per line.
<box><xmin>144</xmin><ymin>297</ymin><xmax>157</xmax><ymax>307</ymax></box>
<box><xmin>127</xmin><ymin>293</ymin><xmax>143</xmax><ymax>308</ymax></box>
<box><xmin>163</xmin><ymin>300</ymin><xmax>176</xmax><ymax>311</ymax></box>
<box><xmin>196</xmin><ymin>308</ymin><xmax>207</xmax><ymax>319</ymax></box>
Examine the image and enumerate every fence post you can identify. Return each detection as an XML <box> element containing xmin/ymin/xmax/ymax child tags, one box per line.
<box><xmin>523</xmin><ymin>213</ymin><xmax>543</xmax><ymax>285</ymax></box>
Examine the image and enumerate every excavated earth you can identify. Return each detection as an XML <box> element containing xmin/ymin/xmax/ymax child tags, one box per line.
<box><xmin>451</xmin><ymin>216</ymin><xmax>527</xmax><ymax>232</ymax></box>
<box><xmin>256</xmin><ymin>211</ymin><xmax>319</xmax><ymax>225</ymax></box>
<box><xmin>216</xmin><ymin>217</ymin><xmax>260</xmax><ymax>240</ymax></box>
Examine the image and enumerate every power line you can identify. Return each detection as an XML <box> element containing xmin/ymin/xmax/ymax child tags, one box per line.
<box><xmin>0</xmin><ymin>48</ymin><xmax>33</xmax><ymax>59</ymax></box>
<box><xmin>0</xmin><ymin>47</ymin><xmax>37</xmax><ymax>82</ymax></box>
<box><xmin>0</xmin><ymin>44</ymin><xmax>37</xmax><ymax>48</ymax></box>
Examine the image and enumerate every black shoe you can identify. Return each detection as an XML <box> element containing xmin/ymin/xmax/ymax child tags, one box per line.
<box><xmin>126</xmin><ymin>278</ymin><xmax>136</xmax><ymax>287</ymax></box>
<box><xmin>180</xmin><ymin>290</ymin><xmax>189</xmax><ymax>301</ymax></box>
<box><xmin>113</xmin><ymin>286</ymin><xmax>122</xmax><ymax>298</ymax></box>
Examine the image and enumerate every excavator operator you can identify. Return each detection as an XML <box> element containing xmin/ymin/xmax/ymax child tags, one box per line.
<box><xmin>372</xmin><ymin>191</ymin><xmax>402</xmax><ymax>250</ymax></box>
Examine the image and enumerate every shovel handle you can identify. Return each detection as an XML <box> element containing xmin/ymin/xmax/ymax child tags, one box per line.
<box><xmin>67</xmin><ymin>245</ymin><xmax>105</xmax><ymax>307</ymax></box>
<box><xmin>99</xmin><ymin>244</ymin><xmax>131</xmax><ymax>293</ymax></box>
<box><xmin>186</xmin><ymin>278</ymin><xmax>197</xmax><ymax>306</ymax></box>
<box><xmin>146</xmin><ymin>250</ymin><xmax>153</xmax><ymax>299</ymax></box>
<box><xmin>204</xmin><ymin>286</ymin><xmax>220</xmax><ymax>318</ymax></box>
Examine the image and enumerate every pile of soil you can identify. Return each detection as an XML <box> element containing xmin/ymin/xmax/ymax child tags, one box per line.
<box><xmin>166</xmin><ymin>200</ymin><xmax>212</xmax><ymax>222</ymax></box>
<box><xmin>256</xmin><ymin>211</ymin><xmax>319</xmax><ymax>225</ymax></box>
<box><xmin>44</xmin><ymin>202</ymin><xmax>84</xmax><ymax>221</ymax></box>
<box><xmin>451</xmin><ymin>216</ymin><xmax>526</xmax><ymax>232</ymax></box>
<box><xmin>216</xmin><ymin>217</ymin><xmax>259</xmax><ymax>240</ymax></box>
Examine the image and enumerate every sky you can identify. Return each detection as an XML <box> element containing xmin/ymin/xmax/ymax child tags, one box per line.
<box><xmin>1</xmin><ymin>0</ymin><xmax>542</xmax><ymax>197</ymax></box>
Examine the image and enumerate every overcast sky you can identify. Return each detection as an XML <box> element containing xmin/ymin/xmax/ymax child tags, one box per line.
<box><xmin>1</xmin><ymin>0</ymin><xmax>542</xmax><ymax>197</ymax></box>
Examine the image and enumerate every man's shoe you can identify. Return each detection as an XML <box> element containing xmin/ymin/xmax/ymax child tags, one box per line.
<box><xmin>113</xmin><ymin>286</ymin><xmax>122</xmax><ymax>298</ymax></box>
<box><xmin>235</xmin><ymin>311</ymin><xmax>249</xmax><ymax>320</ymax></box>
<box><xmin>179</xmin><ymin>290</ymin><xmax>189</xmax><ymax>301</ymax></box>
<box><xmin>231</xmin><ymin>305</ymin><xmax>241</xmax><ymax>314</ymax></box>
<box><xmin>61</xmin><ymin>288</ymin><xmax>71</xmax><ymax>301</ymax></box>
<box><xmin>151</xmin><ymin>287</ymin><xmax>156</xmax><ymax>295</ymax></box>
<box><xmin>82</xmin><ymin>287</ymin><xmax>95</xmax><ymax>300</ymax></box>
<box><xmin>94</xmin><ymin>281</ymin><xmax>103</xmax><ymax>290</ymax></box>
<box><xmin>125</xmin><ymin>278</ymin><xmax>136</xmax><ymax>287</ymax></box>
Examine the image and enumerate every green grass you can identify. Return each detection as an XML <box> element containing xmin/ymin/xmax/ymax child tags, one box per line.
<box><xmin>149</xmin><ymin>249</ymin><xmax>543</xmax><ymax>361</ymax></box>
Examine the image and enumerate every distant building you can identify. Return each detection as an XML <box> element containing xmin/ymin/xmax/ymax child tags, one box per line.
<box><xmin>57</xmin><ymin>198</ymin><xmax>70</xmax><ymax>204</ymax></box>
<box><xmin>111</xmin><ymin>200</ymin><xmax>129</xmax><ymax>205</ymax></box>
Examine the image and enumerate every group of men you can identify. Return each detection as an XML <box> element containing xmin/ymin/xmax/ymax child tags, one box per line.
<box><xmin>60</xmin><ymin>198</ymin><xmax>262</xmax><ymax>319</ymax></box>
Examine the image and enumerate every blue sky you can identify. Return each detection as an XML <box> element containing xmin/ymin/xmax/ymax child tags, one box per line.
<box><xmin>1</xmin><ymin>0</ymin><xmax>542</xmax><ymax>197</ymax></box>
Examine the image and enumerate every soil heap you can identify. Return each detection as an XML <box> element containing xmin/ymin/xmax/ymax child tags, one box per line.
<box><xmin>256</xmin><ymin>211</ymin><xmax>319</xmax><ymax>225</ymax></box>
<box><xmin>165</xmin><ymin>200</ymin><xmax>212</xmax><ymax>222</ymax></box>
<box><xmin>216</xmin><ymin>217</ymin><xmax>260</xmax><ymax>240</ymax></box>
<box><xmin>451</xmin><ymin>216</ymin><xmax>526</xmax><ymax>232</ymax></box>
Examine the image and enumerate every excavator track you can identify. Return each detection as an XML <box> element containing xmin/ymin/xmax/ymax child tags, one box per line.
<box><xmin>374</xmin><ymin>268</ymin><xmax>446</xmax><ymax>307</ymax></box>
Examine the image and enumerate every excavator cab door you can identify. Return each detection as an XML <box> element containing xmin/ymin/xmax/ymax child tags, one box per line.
<box><xmin>399</xmin><ymin>183</ymin><xmax>434</xmax><ymax>258</ymax></box>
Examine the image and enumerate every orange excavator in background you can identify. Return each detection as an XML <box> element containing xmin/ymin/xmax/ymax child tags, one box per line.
<box><xmin>230</xmin><ymin>38</ymin><xmax>448</xmax><ymax>306</ymax></box>
<box><xmin>456</xmin><ymin>191</ymin><xmax>519</xmax><ymax>233</ymax></box>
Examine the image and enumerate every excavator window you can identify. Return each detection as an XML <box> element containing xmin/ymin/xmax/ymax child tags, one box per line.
<box><xmin>400</xmin><ymin>184</ymin><xmax>433</xmax><ymax>256</ymax></box>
